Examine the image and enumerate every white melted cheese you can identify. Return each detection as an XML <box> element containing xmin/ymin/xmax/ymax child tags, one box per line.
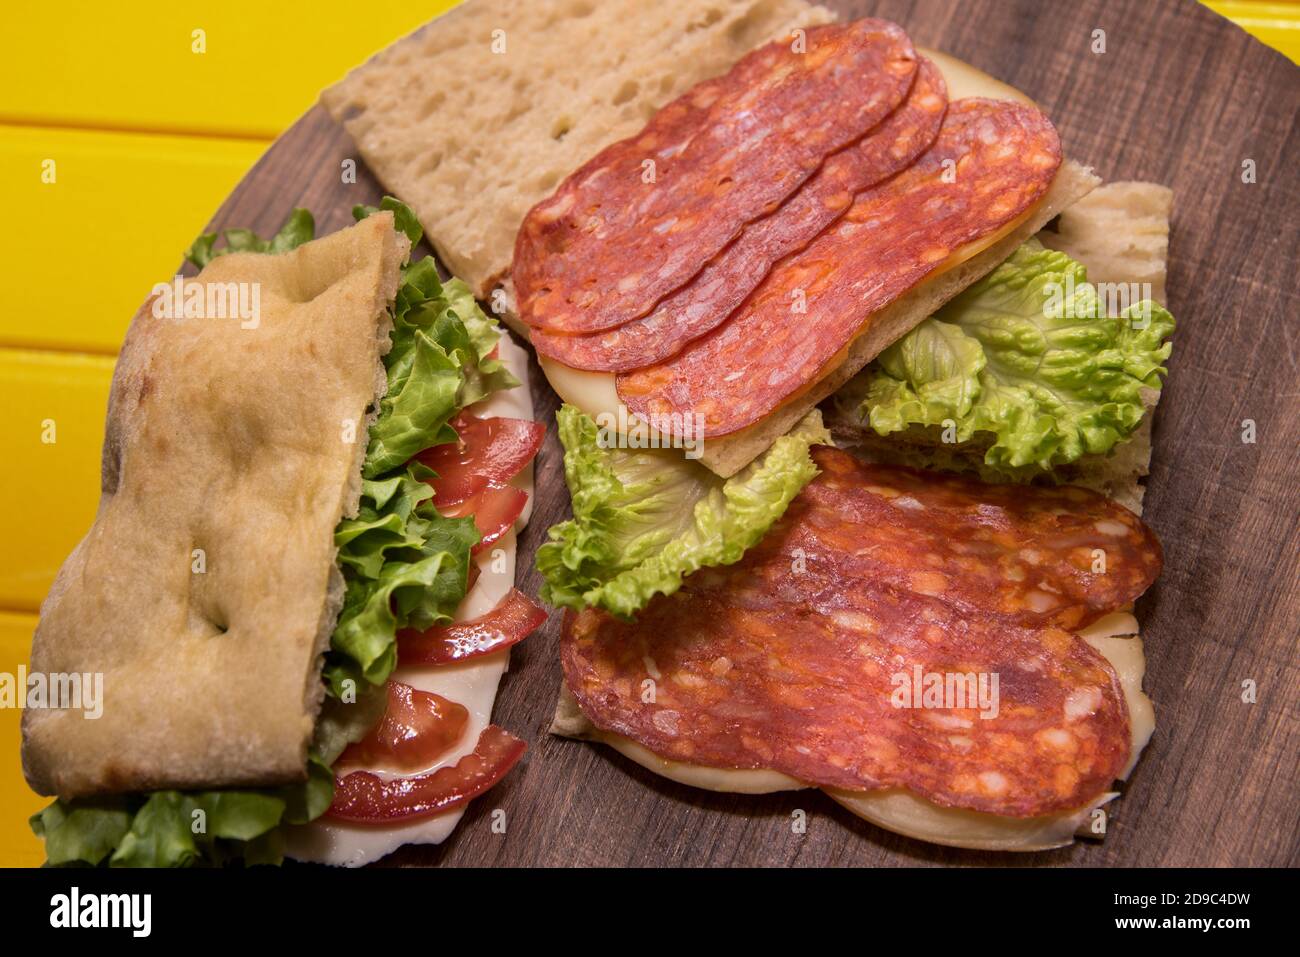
<box><xmin>919</xmin><ymin>48</ymin><xmax>1035</xmax><ymax>106</ymax></box>
<box><xmin>589</xmin><ymin>612</ymin><xmax>1154</xmax><ymax>852</ymax></box>
<box><xmin>285</xmin><ymin>333</ymin><xmax>534</xmax><ymax>867</ymax></box>
<box><xmin>536</xmin><ymin>49</ymin><xmax>1035</xmax><ymax>431</ymax></box>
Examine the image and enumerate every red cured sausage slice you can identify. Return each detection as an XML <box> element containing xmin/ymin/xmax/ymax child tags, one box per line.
<box><xmin>511</xmin><ymin>71</ymin><xmax>738</xmax><ymax>331</ymax></box>
<box><xmin>793</xmin><ymin>449</ymin><xmax>1163</xmax><ymax>631</ymax></box>
<box><xmin>617</xmin><ymin>98</ymin><xmax>1063</xmax><ymax>437</ymax></box>
<box><xmin>532</xmin><ymin>58</ymin><xmax>948</xmax><ymax>371</ymax></box>
<box><xmin>562</xmin><ymin>448</ymin><xmax>1158</xmax><ymax>817</ymax></box>
<box><xmin>514</xmin><ymin>20</ymin><xmax>918</xmax><ymax>334</ymax></box>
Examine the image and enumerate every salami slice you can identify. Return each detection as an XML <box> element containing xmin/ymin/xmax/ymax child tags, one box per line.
<box><xmin>796</xmin><ymin>449</ymin><xmax>1163</xmax><ymax>631</ymax></box>
<box><xmin>532</xmin><ymin>58</ymin><xmax>949</xmax><ymax>372</ymax></box>
<box><xmin>514</xmin><ymin>20</ymin><xmax>918</xmax><ymax>334</ymax></box>
<box><xmin>617</xmin><ymin>98</ymin><xmax>1063</xmax><ymax>437</ymax></box>
<box><xmin>562</xmin><ymin>448</ymin><xmax>1159</xmax><ymax>817</ymax></box>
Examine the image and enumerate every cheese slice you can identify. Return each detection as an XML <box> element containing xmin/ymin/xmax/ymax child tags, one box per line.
<box><xmin>533</xmin><ymin>51</ymin><xmax>1082</xmax><ymax>477</ymax></box>
<box><xmin>561</xmin><ymin>612</ymin><xmax>1154</xmax><ymax>852</ymax></box>
<box><xmin>919</xmin><ymin>48</ymin><xmax>1034</xmax><ymax>105</ymax></box>
<box><xmin>285</xmin><ymin>333</ymin><xmax>535</xmax><ymax>867</ymax></box>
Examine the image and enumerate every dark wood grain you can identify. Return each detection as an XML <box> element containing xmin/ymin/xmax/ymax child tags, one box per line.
<box><xmin>199</xmin><ymin>0</ymin><xmax>1299</xmax><ymax>866</ymax></box>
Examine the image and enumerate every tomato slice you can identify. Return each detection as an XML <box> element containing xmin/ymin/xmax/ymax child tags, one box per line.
<box><xmin>337</xmin><ymin>681</ymin><xmax>469</xmax><ymax>773</ymax></box>
<box><xmin>416</xmin><ymin>412</ymin><xmax>544</xmax><ymax>511</ymax></box>
<box><xmin>470</xmin><ymin>483</ymin><xmax>529</xmax><ymax>553</ymax></box>
<box><xmin>327</xmin><ymin>725</ymin><xmax>527</xmax><ymax>823</ymax></box>
<box><xmin>399</xmin><ymin>588</ymin><xmax>547</xmax><ymax>666</ymax></box>
<box><xmin>442</xmin><ymin>482</ymin><xmax>529</xmax><ymax>554</ymax></box>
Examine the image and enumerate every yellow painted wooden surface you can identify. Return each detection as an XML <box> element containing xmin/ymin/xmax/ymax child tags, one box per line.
<box><xmin>0</xmin><ymin>613</ymin><xmax>48</xmax><ymax>869</ymax></box>
<box><xmin>0</xmin><ymin>0</ymin><xmax>1291</xmax><ymax>866</ymax></box>
<box><xmin>0</xmin><ymin>126</ymin><xmax>266</xmax><ymax>354</ymax></box>
<box><xmin>0</xmin><ymin>2</ymin><xmax>446</xmax><ymax>139</ymax></box>
<box><xmin>1206</xmin><ymin>2</ymin><xmax>1300</xmax><ymax>60</ymax></box>
<box><xmin>0</xmin><ymin>350</ymin><xmax>115</xmax><ymax>611</ymax></box>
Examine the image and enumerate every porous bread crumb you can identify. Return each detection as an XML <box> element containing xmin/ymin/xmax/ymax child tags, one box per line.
<box><xmin>1041</xmin><ymin>181</ymin><xmax>1172</xmax><ymax>305</ymax></box>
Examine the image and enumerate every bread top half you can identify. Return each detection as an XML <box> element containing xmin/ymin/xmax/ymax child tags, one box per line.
<box><xmin>22</xmin><ymin>214</ymin><xmax>407</xmax><ymax>799</ymax></box>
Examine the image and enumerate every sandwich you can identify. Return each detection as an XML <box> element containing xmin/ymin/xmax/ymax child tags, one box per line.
<box><xmin>23</xmin><ymin>201</ymin><xmax>546</xmax><ymax>867</ymax></box>
<box><xmin>321</xmin><ymin>1</ymin><xmax>1175</xmax><ymax>851</ymax></box>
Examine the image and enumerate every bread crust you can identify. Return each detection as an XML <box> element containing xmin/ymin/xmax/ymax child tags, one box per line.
<box><xmin>22</xmin><ymin>215</ymin><xmax>407</xmax><ymax>798</ymax></box>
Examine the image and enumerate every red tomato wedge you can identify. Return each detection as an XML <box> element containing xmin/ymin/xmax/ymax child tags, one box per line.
<box><xmin>399</xmin><ymin>588</ymin><xmax>548</xmax><ymax>666</ymax></box>
<box><xmin>443</xmin><ymin>482</ymin><xmax>529</xmax><ymax>555</ymax></box>
<box><xmin>327</xmin><ymin>725</ymin><xmax>527</xmax><ymax>823</ymax></box>
<box><xmin>416</xmin><ymin>412</ymin><xmax>545</xmax><ymax>511</ymax></box>
<box><xmin>337</xmin><ymin>682</ymin><xmax>469</xmax><ymax>773</ymax></box>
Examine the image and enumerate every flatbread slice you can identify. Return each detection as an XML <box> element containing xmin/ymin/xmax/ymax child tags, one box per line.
<box><xmin>22</xmin><ymin>214</ymin><xmax>408</xmax><ymax>798</ymax></box>
<box><xmin>1041</xmin><ymin>181</ymin><xmax>1172</xmax><ymax>305</ymax></box>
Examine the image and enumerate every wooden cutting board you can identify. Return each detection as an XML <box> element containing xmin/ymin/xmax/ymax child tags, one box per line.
<box><xmin>200</xmin><ymin>0</ymin><xmax>1299</xmax><ymax>867</ymax></box>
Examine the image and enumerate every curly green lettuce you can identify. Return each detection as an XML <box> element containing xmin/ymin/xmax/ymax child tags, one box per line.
<box><xmin>184</xmin><ymin>209</ymin><xmax>316</xmax><ymax>269</ymax></box>
<box><xmin>323</xmin><ymin>464</ymin><xmax>479</xmax><ymax>696</ymax></box>
<box><xmin>853</xmin><ymin>238</ymin><xmax>1174</xmax><ymax>474</ymax></box>
<box><xmin>537</xmin><ymin>406</ymin><xmax>829</xmax><ymax>619</ymax></box>
<box><xmin>30</xmin><ymin>758</ymin><xmax>334</xmax><ymax>868</ymax></box>
<box><xmin>360</xmin><ymin>204</ymin><xmax>516</xmax><ymax>476</ymax></box>
<box><xmin>34</xmin><ymin>199</ymin><xmax>515</xmax><ymax>867</ymax></box>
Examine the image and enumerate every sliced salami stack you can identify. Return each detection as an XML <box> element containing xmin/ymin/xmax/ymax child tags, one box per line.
<box><xmin>515</xmin><ymin>19</ymin><xmax>1062</xmax><ymax>439</ymax></box>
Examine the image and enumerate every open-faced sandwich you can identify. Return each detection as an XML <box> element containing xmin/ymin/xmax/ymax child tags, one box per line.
<box><xmin>323</xmin><ymin>0</ymin><xmax>1175</xmax><ymax>852</ymax></box>
<box><xmin>23</xmin><ymin>202</ymin><xmax>547</xmax><ymax>866</ymax></box>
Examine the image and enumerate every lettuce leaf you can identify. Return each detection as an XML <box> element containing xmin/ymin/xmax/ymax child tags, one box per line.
<box><xmin>324</xmin><ymin>463</ymin><xmax>479</xmax><ymax>696</ymax></box>
<box><xmin>29</xmin><ymin>798</ymin><xmax>132</xmax><ymax>867</ymax></box>
<box><xmin>330</xmin><ymin>204</ymin><xmax>514</xmax><ymax>692</ymax></box>
<box><xmin>361</xmin><ymin>257</ymin><xmax>518</xmax><ymax>477</ymax></box>
<box><xmin>853</xmin><ymin>238</ymin><xmax>1174</xmax><ymax>473</ymax></box>
<box><xmin>537</xmin><ymin>406</ymin><xmax>829</xmax><ymax>618</ymax></box>
<box><xmin>35</xmin><ymin>198</ymin><xmax>515</xmax><ymax>867</ymax></box>
<box><xmin>31</xmin><ymin>758</ymin><xmax>333</xmax><ymax>868</ymax></box>
<box><xmin>353</xmin><ymin>196</ymin><xmax>424</xmax><ymax>247</ymax></box>
<box><xmin>184</xmin><ymin>209</ymin><xmax>315</xmax><ymax>269</ymax></box>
